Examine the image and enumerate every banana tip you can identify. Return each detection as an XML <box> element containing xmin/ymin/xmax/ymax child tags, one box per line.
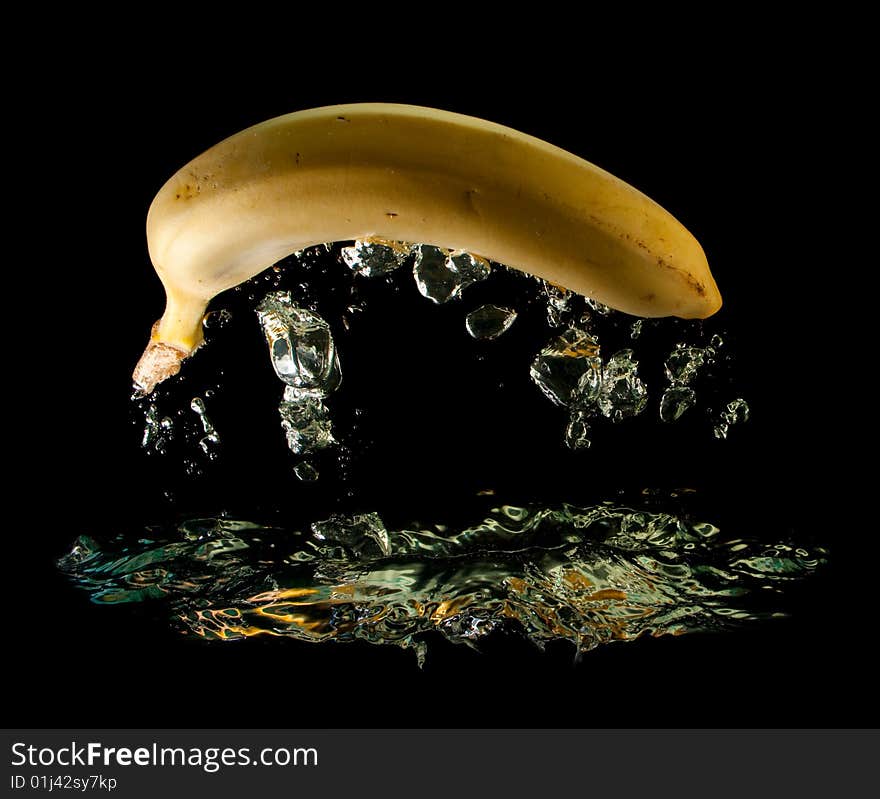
<box><xmin>132</xmin><ymin>340</ymin><xmax>188</xmax><ymax>395</ymax></box>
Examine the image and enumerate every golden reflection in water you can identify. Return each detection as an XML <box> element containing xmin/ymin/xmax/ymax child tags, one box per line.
<box><xmin>59</xmin><ymin>501</ymin><xmax>826</xmax><ymax>661</ymax></box>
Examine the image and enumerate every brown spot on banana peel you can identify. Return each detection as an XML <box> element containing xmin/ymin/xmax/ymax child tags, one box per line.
<box><xmin>135</xmin><ymin>103</ymin><xmax>722</xmax><ymax>394</ymax></box>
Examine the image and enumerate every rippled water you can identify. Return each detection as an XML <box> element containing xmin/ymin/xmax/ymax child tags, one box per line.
<box><xmin>58</xmin><ymin>496</ymin><xmax>825</xmax><ymax>664</ymax></box>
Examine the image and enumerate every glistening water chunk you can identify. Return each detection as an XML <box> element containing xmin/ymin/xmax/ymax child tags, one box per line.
<box><xmin>714</xmin><ymin>398</ymin><xmax>751</xmax><ymax>439</ymax></box>
<box><xmin>413</xmin><ymin>245</ymin><xmax>491</xmax><ymax>303</ymax></box>
<box><xmin>529</xmin><ymin>328</ymin><xmax>601</xmax><ymax>407</ymax></box>
<box><xmin>293</xmin><ymin>461</ymin><xmax>319</xmax><ymax>482</ymax></box>
<box><xmin>58</xmin><ymin>494</ymin><xmax>826</xmax><ymax>661</ymax></box>
<box><xmin>257</xmin><ymin>292</ymin><xmax>341</xmax><ymax>458</ymax></box>
<box><xmin>312</xmin><ymin>512</ymin><xmax>390</xmax><ymax>558</ymax></box>
<box><xmin>341</xmin><ymin>238</ymin><xmax>411</xmax><ymax>277</ymax></box>
<box><xmin>541</xmin><ymin>281</ymin><xmax>573</xmax><ymax>328</ymax></box>
<box><xmin>664</xmin><ymin>345</ymin><xmax>707</xmax><ymax>385</ymax></box>
<box><xmin>279</xmin><ymin>389</ymin><xmax>335</xmax><ymax>455</ymax></box>
<box><xmin>141</xmin><ymin>404</ymin><xmax>174</xmax><ymax>455</ymax></box>
<box><xmin>465</xmin><ymin>305</ymin><xmax>517</xmax><ymax>340</ymax></box>
<box><xmin>660</xmin><ymin>386</ymin><xmax>697</xmax><ymax>422</ymax></box>
<box><xmin>257</xmin><ymin>292</ymin><xmax>341</xmax><ymax>396</ymax></box>
<box><xmin>595</xmin><ymin>350</ymin><xmax>648</xmax><ymax>422</ymax></box>
<box><xmin>565</xmin><ymin>410</ymin><xmax>592</xmax><ymax>450</ymax></box>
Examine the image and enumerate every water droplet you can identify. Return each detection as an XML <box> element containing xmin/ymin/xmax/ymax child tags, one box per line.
<box><xmin>294</xmin><ymin>461</ymin><xmax>319</xmax><ymax>482</ymax></box>
<box><xmin>142</xmin><ymin>404</ymin><xmax>159</xmax><ymax>448</ymax></box>
<box><xmin>142</xmin><ymin>404</ymin><xmax>175</xmax><ymax>454</ymax></box>
<box><xmin>660</xmin><ymin>385</ymin><xmax>696</xmax><ymax>422</ymax></box>
<box><xmin>341</xmin><ymin>238</ymin><xmax>410</xmax><ymax>277</ymax></box>
<box><xmin>596</xmin><ymin>350</ymin><xmax>648</xmax><ymax>422</ymax></box>
<box><xmin>465</xmin><ymin>305</ymin><xmax>517</xmax><ymax>340</ymax></box>
<box><xmin>530</xmin><ymin>328</ymin><xmax>601</xmax><ymax>407</ymax></box>
<box><xmin>664</xmin><ymin>345</ymin><xmax>707</xmax><ymax>385</ymax></box>
<box><xmin>199</xmin><ymin>432</ymin><xmax>221</xmax><ymax>459</ymax></box>
<box><xmin>565</xmin><ymin>410</ymin><xmax>592</xmax><ymax>450</ymax></box>
<box><xmin>448</xmin><ymin>250</ymin><xmax>491</xmax><ymax>282</ymax></box>
<box><xmin>342</xmin><ymin>302</ymin><xmax>365</xmax><ymax>331</ymax></box>
<box><xmin>630</xmin><ymin>319</ymin><xmax>644</xmax><ymax>339</ymax></box>
<box><xmin>714</xmin><ymin>398</ymin><xmax>749</xmax><ymax>439</ymax></box>
<box><xmin>585</xmin><ymin>297</ymin><xmax>612</xmax><ymax>316</ymax></box>
<box><xmin>280</xmin><ymin>392</ymin><xmax>336</xmax><ymax>455</ymax></box>
<box><xmin>257</xmin><ymin>292</ymin><xmax>341</xmax><ymax>396</ymax></box>
<box><xmin>413</xmin><ymin>245</ymin><xmax>490</xmax><ymax>303</ymax></box>
<box><xmin>412</xmin><ymin>245</ymin><xmax>453</xmax><ymax>302</ymax></box>
<box><xmin>541</xmin><ymin>281</ymin><xmax>572</xmax><ymax>327</ymax></box>
<box><xmin>191</xmin><ymin>397</ymin><xmax>221</xmax><ymax>457</ymax></box>
<box><xmin>412</xmin><ymin>640</ymin><xmax>428</xmax><ymax>668</ymax></box>
<box><xmin>723</xmin><ymin>398</ymin><xmax>750</xmax><ymax>425</ymax></box>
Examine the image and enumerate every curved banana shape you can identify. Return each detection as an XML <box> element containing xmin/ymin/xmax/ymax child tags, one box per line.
<box><xmin>134</xmin><ymin>103</ymin><xmax>721</xmax><ymax>393</ymax></box>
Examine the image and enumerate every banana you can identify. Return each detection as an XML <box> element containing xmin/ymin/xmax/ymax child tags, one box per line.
<box><xmin>133</xmin><ymin>103</ymin><xmax>721</xmax><ymax>393</ymax></box>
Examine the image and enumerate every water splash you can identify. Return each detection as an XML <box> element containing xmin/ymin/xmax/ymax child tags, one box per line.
<box><xmin>58</xmin><ymin>494</ymin><xmax>824</xmax><ymax>663</ymax></box>
<box><xmin>190</xmin><ymin>397</ymin><xmax>220</xmax><ymax>458</ymax></box>
<box><xmin>531</xmin><ymin>332</ymin><xmax>650</xmax><ymax>444</ymax></box>
<box><xmin>142</xmin><ymin>404</ymin><xmax>175</xmax><ymax>455</ymax></box>
<box><xmin>132</xmin><ymin>240</ymin><xmax>750</xmax><ymax>470</ymax></box>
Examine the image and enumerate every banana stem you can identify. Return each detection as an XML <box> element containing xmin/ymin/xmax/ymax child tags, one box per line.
<box><xmin>132</xmin><ymin>291</ymin><xmax>207</xmax><ymax>395</ymax></box>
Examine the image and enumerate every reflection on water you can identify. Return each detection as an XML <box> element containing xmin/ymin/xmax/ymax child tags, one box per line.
<box><xmin>58</xmin><ymin>495</ymin><xmax>825</xmax><ymax>664</ymax></box>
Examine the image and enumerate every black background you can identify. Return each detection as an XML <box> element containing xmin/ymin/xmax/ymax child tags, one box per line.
<box><xmin>10</xmin><ymin>27</ymin><xmax>868</xmax><ymax>729</ymax></box>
